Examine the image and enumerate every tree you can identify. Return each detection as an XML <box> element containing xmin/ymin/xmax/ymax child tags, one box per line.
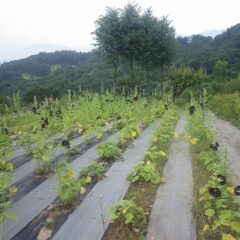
<box><xmin>168</xmin><ymin>66</ymin><xmax>206</xmax><ymax>99</ymax></box>
<box><xmin>118</xmin><ymin>3</ymin><xmax>143</xmax><ymax>87</ymax></box>
<box><xmin>213</xmin><ymin>60</ymin><xmax>228</xmax><ymax>82</ymax></box>
<box><xmin>93</xmin><ymin>3</ymin><xmax>176</xmax><ymax>90</ymax></box>
<box><xmin>93</xmin><ymin>7</ymin><xmax>121</xmax><ymax>94</ymax></box>
<box><xmin>139</xmin><ymin>11</ymin><xmax>176</xmax><ymax>92</ymax></box>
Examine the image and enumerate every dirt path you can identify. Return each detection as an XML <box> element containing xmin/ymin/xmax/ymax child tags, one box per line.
<box><xmin>210</xmin><ymin>113</ymin><xmax>240</xmax><ymax>185</ymax></box>
<box><xmin>146</xmin><ymin>115</ymin><xmax>196</xmax><ymax>240</ymax></box>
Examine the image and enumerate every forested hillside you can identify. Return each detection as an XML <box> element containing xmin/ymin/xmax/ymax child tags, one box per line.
<box><xmin>175</xmin><ymin>23</ymin><xmax>240</xmax><ymax>73</ymax></box>
<box><xmin>0</xmin><ymin>22</ymin><xmax>240</xmax><ymax>104</ymax></box>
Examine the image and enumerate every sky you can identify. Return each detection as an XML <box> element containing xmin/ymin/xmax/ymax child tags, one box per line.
<box><xmin>0</xmin><ymin>0</ymin><xmax>240</xmax><ymax>61</ymax></box>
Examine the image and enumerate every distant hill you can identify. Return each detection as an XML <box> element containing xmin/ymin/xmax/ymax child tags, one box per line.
<box><xmin>175</xmin><ymin>23</ymin><xmax>240</xmax><ymax>72</ymax></box>
<box><xmin>0</xmin><ymin>23</ymin><xmax>240</xmax><ymax>102</ymax></box>
<box><xmin>177</xmin><ymin>29</ymin><xmax>224</xmax><ymax>39</ymax></box>
<box><xmin>199</xmin><ymin>29</ymin><xmax>224</xmax><ymax>38</ymax></box>
<box><xmin>0</xmin><ymin>44</ymin><xmax>71</xmax><ymax>63</ymax></box>
<box><xmin>0</xmin><ymin>50</ymin><xmax>120</xmax><ymax>102</ymax></box>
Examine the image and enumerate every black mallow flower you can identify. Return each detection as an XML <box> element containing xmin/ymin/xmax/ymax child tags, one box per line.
<box><xmin>189</xmin><ymin>106</ymin><xmax>195</xmax><ymax>115</ymax></box>
<box><xmin>2</xmin><ymin>127</ymin><xmax>9</xmax><ymax>135</ymax></box>
<box><xmin>217</xmin><ymin>174</ymin><xmax>226</xmax><ymax>185</ymax></box>
<box><xmin>234</xmin><ymin>185</ymin><xmax>240</xmax><ymax>196</ymax></box>
<box><xmin>61</xmin><ymin>140</ymin><xmax>70</xmax><ymax>149</ymax></box>
<box><xmin>32</xmin><ymin>106</ymin><xmax>37</xmax><ymax>114</ymax></box>
<box><xmin>208</xmin><ymin>187</ymin><xmax>221</xmax><ymax>197</ymax></box>
<box><xmin>210</xmin><ymin>142</ymin><xmax>220</xmax><ymax>151</ymax></box>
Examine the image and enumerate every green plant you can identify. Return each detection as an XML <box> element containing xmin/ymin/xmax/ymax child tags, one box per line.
<box><xmin>79</xmin><ymin>162</ymin><xmax>107</xmax><ymax>178</ymax></box>
<box><xmin>210</xmin><ymin>93</ymin><xmax>240</xmax><ymax>128</ymax></box>
<box><xmin>144</xmin><ymin>146</ymin><xmax>167</xmax><ymax>164</ymax></box>
<box><xmin>188</xmin><ymin>94</ymin><xmax>240</xmax><ymax>239</ymax></box>
<box><xmin>0</xmin><ymin>134</ymin><xmax>17</xmax><ymax>231</ymax></box>
<box><xmin>127</xmin><ymin>161</ymin><xmax>160</xmax><ymax>184</ymax></box>
<box><xmin>56</xmin><ymin>162</ymin><xmax>88</xmax><ymax>206</ymax></box>
<box><xmin>110</xmin><ymin>199</ymin><xmax>146</xmax><ymax>228</ymax></box>
<box><xmin>118</xmin><ymin>125</ymin><xmax>141</xmax><ymax>148</ymax></box>
<box><xmin>0</xmin><ymin>159</ymin><xmax>17</xmax><ymax>225</ymax></box>
<box><xmin>97</xmin><ymin>142</ymin><xmax>121</xmax><ymax>160</ymax></box>
<box><xmin>18</xmin><ymin>132</ymin><xmax>35</xmax><ymax>155</ymax></box>
<box><xmin>31</xmin><ymin>131</ymin><xmax>55</xmax><ymax>174</ymax></box>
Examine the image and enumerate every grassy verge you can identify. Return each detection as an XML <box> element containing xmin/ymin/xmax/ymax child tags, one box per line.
<box><xmin>210</xmin><ymin>93</ymin><xmax>240</xmax><ymax>129</ymax></box>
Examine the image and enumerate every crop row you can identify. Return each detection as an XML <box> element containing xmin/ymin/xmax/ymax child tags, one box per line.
<box><xmin>187</xmin><ymin>97</ymin><xmax>240</xmax><ymax>240</ymax></box>
<box><xmin>0</xmin><ymin>92</ymin><xmax>170</xmax><ymax>239</ymax></box>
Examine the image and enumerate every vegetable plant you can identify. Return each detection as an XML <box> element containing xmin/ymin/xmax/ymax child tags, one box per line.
<box><xmin>56</xmin><ymin>162</ymin><xmax>90</xmax><ymax>206</ymax></box>
<box><xmin>0</xmin><ymin>132</ymin><xmax>16</xmax><ymax>231</ymax></box>
<box><xmin>127</xmin><ymin>161</ymin><xmax>160</xmax><ymax>184</ymax></box>
<box><xmin>79</xmin><ymin>162</ymin><xmax>107</xmax><ymax>178</ymax></box>
<box><xmin>31</xmin><ymin>130</ymin><xmax>55</xmax><ymax>174</ymax></box>
<box><xmin>97</xmin><ymin>142</ymin><xmax>121</xmax><ymax>160</ymax></box>
<box><xmin>118</xmin><ymin>125</ymin><xmax>141</xmax><ymax>148</ymax></box>
<box><xmin>187</xmin><ymin>93</ymin><xmax>240</xmax><ymax>240</ymax></box>
<box><xmin>110</xmin><ymin>199</ymin><xmax>146</xmax><ymax>228</ymax></box>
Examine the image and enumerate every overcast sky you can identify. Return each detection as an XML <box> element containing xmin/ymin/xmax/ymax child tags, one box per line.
<box><xmin>1</xmin><ymin>0</ymin><xmax>240</xmax><ymax>51</ymax></box>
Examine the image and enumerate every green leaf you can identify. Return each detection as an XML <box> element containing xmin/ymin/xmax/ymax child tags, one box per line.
<box><xmin>203</xmin><ymin>224</ymin><xmax>209</xmax><ymax>232</ymax></box>
<box><xmin>132</xmin><ymin>175</ymin><xmax>139</xmax><ymax>182</ymax></box>
<box><xmin>125</xmin><ymin>213</ymin><xmax>133</xmax><ymax>225</ymax></box>
<box><xmin>205</xmin><ymin>208</ymin><xmax>215</xmax><ymax>218</ymax></box>
<box><xmin>231</xmin><ymin>222</ymin><xmax>240</xmax><ymax>233</ymax></box>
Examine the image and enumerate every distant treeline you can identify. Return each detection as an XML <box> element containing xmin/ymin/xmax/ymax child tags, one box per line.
<box><xmin>0</xmin><ymin>23</ymin><xmax>240</xmax><ymax>104</ymax></box>
<box><xmin>175</xmin><ymin>23</ymin><xmax>240</xmax><ymax>74</ymax></box>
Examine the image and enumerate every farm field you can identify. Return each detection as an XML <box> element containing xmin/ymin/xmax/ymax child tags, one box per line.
<box><xmin>1</xmin><ymin>0</ymin><xmax>240</xmax><ymax>239</ymax></box>
<box><xmin>0</xmin><ymin>92</ymin><xmax>240</xmax><ymax>240</ymax></box>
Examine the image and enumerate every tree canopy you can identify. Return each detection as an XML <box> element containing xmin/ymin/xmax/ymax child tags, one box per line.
<box><xmin>93</xmin><ymin>3</ymin><xmax>176</xmax><ymax>90</ymax></box>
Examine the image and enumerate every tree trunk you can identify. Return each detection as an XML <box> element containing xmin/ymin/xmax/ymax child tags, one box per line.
<box><xmin>112</xmin><ymin>63</ymin><xmax>117</xmax><ymax>95</ymax></box>
<box><xmin>129</xmin><ymin>59</ymin><xmax>134</xmax><ymax>88</ymax></box>
<box><xmin>160</xmin><ymin>65</ymin><xmax>164</xmax><ymax>97</ymax></box>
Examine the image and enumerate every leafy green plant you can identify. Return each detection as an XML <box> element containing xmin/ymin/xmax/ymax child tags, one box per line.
<box><xmin>118</xmin><ymin>125</ymin><xmax>141</xmax><ymax>148</ymax></box>
<box><xmin>144</xmin><ymin>146</ymin><xmax>167</xmax><ymax>164</ymax></box>
<box><xmin>56</xmin><ymin>162</ymin><xmax>89</xmax><ymax>206</ymax></box>
<box><xmin>97</xmin><ymin>142</ymin><xmax>121</xmax><ymax>160</ymax></box>
<box><xmin>31</xmin><ymin>131</ymin><xmax>55</xmax><ymax>174</ymax></box>
<box><xmin>110</xmin><ymin>199</ymin><xmax>146</xmax><ymax>228</ymax></box>
<box><xmin>79</xmin><ymin>162</ymin><xmax>107</xmax><ymax>178</ymax></box>
<box><xmin>127</xmin><ymin>161</ymin><xmax>160</xmax><ymax>184</ymax></box>
<box><xmin>18</xmin><ymin>132</ymin><xmax>35</xmax><ymax>155</ymax></box>
<box><xmin>0</xmin><ymin>132</ymin><xmax>17</xmax><ymax>228</ymax></box>
<box><xmin>0</xmin><ymin>159</ymin><xmax>17</xmax><ymax>225</ymax></box>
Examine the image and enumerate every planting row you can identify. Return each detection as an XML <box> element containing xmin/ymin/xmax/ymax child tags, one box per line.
<box><xmin>1</xmin><ymin>93</ymin><xmax>171</xmax><ymax>240</ymax></box>
<box><xmin>187</xmin><ymin>96</ymin><xmax>240</xmax><ymax>240</ymax></box>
